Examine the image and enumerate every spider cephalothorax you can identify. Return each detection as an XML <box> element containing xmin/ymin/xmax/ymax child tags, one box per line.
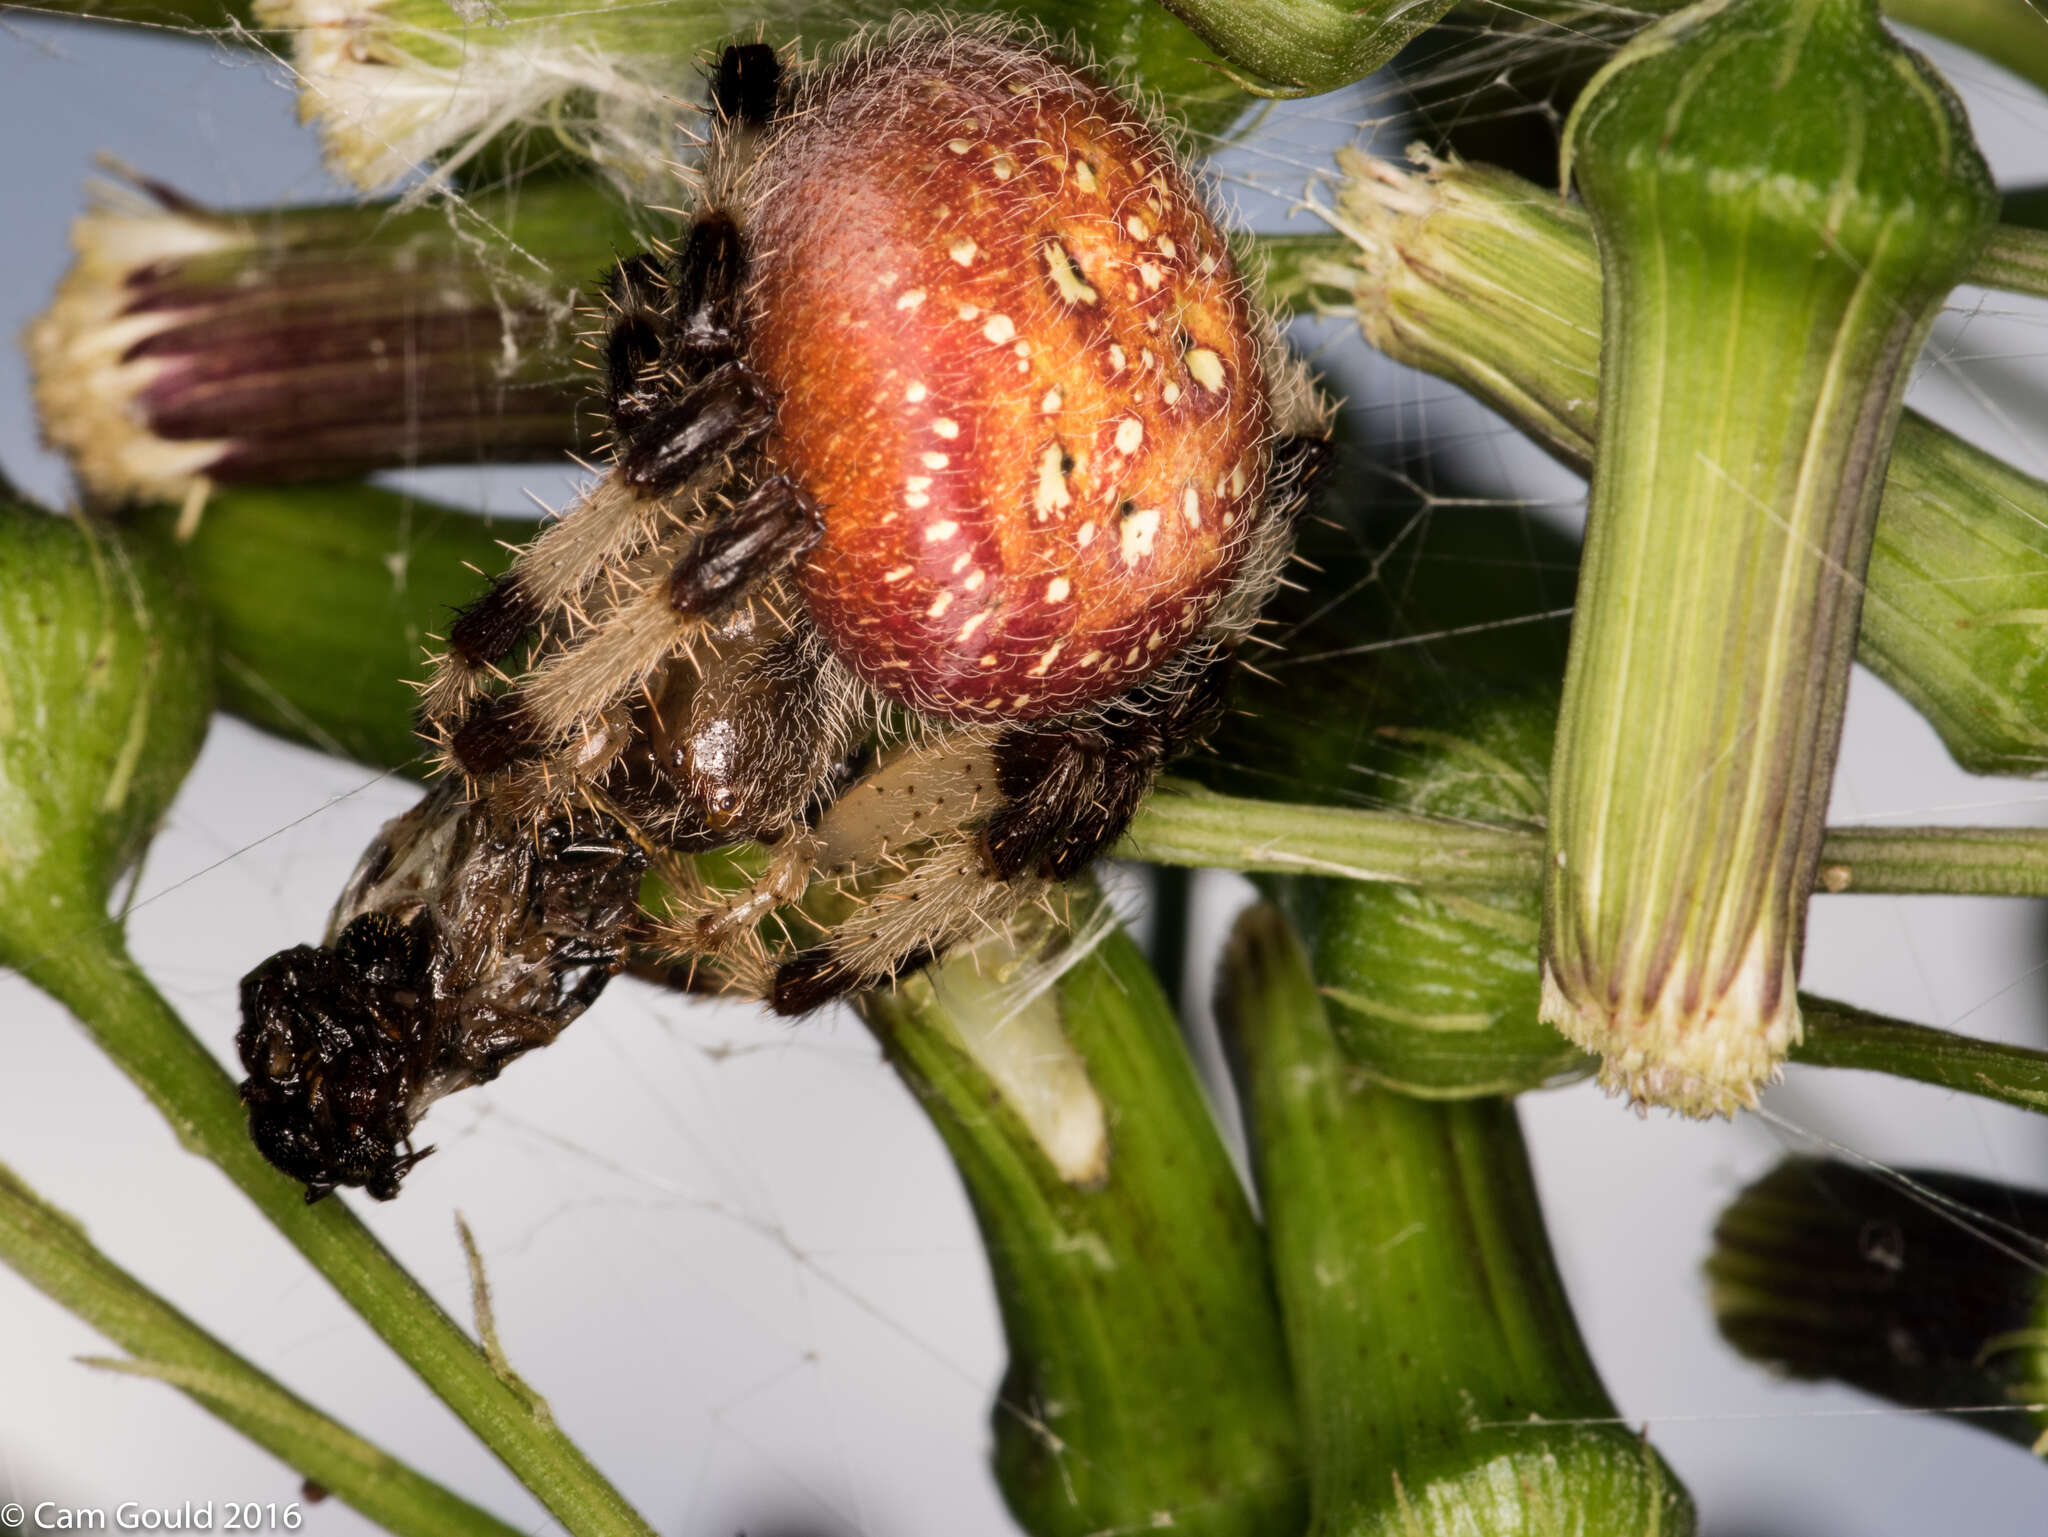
<box><xmin>238</xmin><ymin>20</ymin><xmax>1327</xmax><ymax>1199</ymax></box>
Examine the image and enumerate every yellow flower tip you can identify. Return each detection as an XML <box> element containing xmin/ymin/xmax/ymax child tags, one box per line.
<box><xmin>25</xmin><ymin>196</ymin><xmax>244</xmax><ymax>505</ymax></box>
<box><xmin>255</xmin><ymin>0</ymin><xmax>684</xmax><ymax>193</ymax></box>
<box><xmin>1539</xmin><ymin>947</ymin><xmax>1801</xmax><ymax>1119</ymax></box>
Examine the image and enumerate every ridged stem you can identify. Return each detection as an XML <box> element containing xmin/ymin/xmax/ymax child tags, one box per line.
<box><xmin>1219</xmin><ymin>903</ymin><xmax>1695</xmax><ymax>1535</ymax></box>
<box><xmin>1128</xmin><ymin>786</ymin><xmax>2048</xmax><ymax>898</ymax></box>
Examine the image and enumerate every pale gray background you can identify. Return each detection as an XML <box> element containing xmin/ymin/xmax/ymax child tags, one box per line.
<box><xmin>3</xmin><ymin>12</ymin><xmax>2048</xmax><ymax>1535</ymax></box>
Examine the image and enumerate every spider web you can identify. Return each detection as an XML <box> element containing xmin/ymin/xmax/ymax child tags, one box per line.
<box><xmin>2</xmin><ymin>5</ymin><xmax>2048</xmax><ymax>1534</ymax></box>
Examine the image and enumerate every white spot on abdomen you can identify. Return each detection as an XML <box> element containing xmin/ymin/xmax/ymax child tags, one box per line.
<box><xmin>1119</xmin><ymin>506</ymin><xmax>1160</xmax><ymax>565</ymax></box>
<box><xmin>1034</xmin><ymin>443</ymin><xmax>1073</xmax><ymax>520</ymax></box>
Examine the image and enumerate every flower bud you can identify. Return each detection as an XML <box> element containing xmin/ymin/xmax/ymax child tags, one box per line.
<box><xmin>1545</xmin><ymin>0</ymin><xmax>1997</xmax><ymax>1112</ymax></box>
<box><xmin>0</xmin><ymin>496</ymin><xmax>210</xmax><ymax>969</ymax></box>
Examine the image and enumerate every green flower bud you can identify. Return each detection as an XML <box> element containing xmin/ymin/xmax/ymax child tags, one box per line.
<box><xmin>1709</xmin><ymin>1156</ymin><xmax>2048</xmax><ymax>1454</ymax></box>
<box><xmin>0</xmin><ymin>496</ymin><xmax>210</xmax><ymax>968</ymax></box>
<box><xmin>1193</xmin><ymin>486</ymin><xmax>1591</xmax><ymax>1097</ymax></box>
<box><xmin>1323</xmin><ymin>149</ymin><xmax>2048</xmax><ymax>778</ymax></box>
<box><xmin>1546</xmin><ymin>0</ymin><xmax>1998</xmax><ymax>1113</ymax></box>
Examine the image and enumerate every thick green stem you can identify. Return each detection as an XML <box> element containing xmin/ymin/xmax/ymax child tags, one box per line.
<box><xmin>136</xmin><ymin>485</ymin><xmax>523</xmax><ymax>772</ymax></box>
<box><xmin>2</xmin><ymin>0</ymin><xmax>257</xmax><ymax>29</ymax></box>
<box><xmin>1325</xmin><ymin>150</ymin><xmax>2048</xmax><ymax>778</ymax></box>
<box><xmin>0</xmin><ymin>1159</ymin><xmax>524</xmax><ymax>1537</ymax></box>
<box><xmin>1128</xmin><ymin>780</ymin><xmax>1547</xmax><ymax>888</ymax></box>
<box><xmin>861</xmin><ymin>903</ymin><xmax>1304</xmax><ymax>1537</ymax></box>
<box><xmin>1219</xmin><ymin>903</ymin><xmax>1694</xmax><ymax>1534</ymax></box>
<box><xmin>1792</xmin><ymin>1000</ymin><xmax>2048</xmax><ymax>1114</ymax></box>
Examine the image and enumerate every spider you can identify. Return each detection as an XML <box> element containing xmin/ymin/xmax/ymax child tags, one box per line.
<box><xmin>239</xmin><ymin>19</ymin><xmax>1327</xmax><ymax>1199</ymax></box>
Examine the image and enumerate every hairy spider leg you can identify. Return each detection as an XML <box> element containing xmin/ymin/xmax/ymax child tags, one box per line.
<box><xmin>712</xmin><ymin>41</ymin><xmax>783</xmax><ymax>126</ymax></box>
<box><xmin>668</xmin><ymin>472</ymin><xmax>822</xmax><ymax>614</ymax></box>
<box><xmin>602</xmin><ymin>251</ymin><xmax>677</xmax><ymax>443</ymax></box>
<box><xmin>423</xmin><ymin>51</ymin><xmax>783</xmax><ymax>717</ymax></box>
<box><xmin>981</xmin><ymin>649</ymin><xmax>1236</xmax><ymax>882</ymax></box>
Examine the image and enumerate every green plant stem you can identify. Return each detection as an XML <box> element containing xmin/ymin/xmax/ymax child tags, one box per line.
<box><xmin>1127</xmin><ymin>781</ymin><xmax>1546</xmax><ymax>886</ymax></box>
<box><xmin>1123</xmin><ymin>782</ymin><xmax>2048</xmax><ymax>898</ymax></box>
<box><xmin>861</xmin><ymin>906</ymin><xmax>1304</xmax><ymax>1537</ymax></box>
<box><xmin>1219</xmin><ymin>903</ymin><xmax>1693</xmax><ymax>1535</ymax></box>
<box><xmin>137</xmin><ymin>486</ymin><xmax>523</xmax><ymax>772</ymax></box>
<box><xmin>1792</xmin><ymin>1000</ymin><xmax>2048</xmax><ymax>1114</ymax></box>
<box><xmin>17</xmin><ymin>929</ymin><xmax>655</xmax><ymax>1537</ymax></box>
<box><xmin>0</xmin><ymin>1159</ymin><xmax>523</xmax><ymax>1537</ymax></box>
<box><xmin>1968</xmin><ymin>223</ymin><xmax>2048</xmax><ymax>297</ymax></box>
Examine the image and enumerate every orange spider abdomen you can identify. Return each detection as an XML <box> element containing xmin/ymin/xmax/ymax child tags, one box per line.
<box><xmin>745</xmin><ymin>34</ymin><xmax>1271</xmax><ymax>721</ymax></box>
